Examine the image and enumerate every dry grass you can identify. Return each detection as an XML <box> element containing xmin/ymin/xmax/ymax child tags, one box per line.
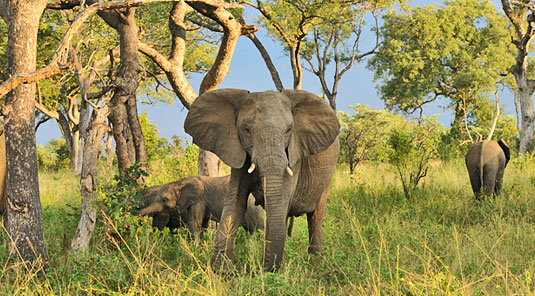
<box><xmin>1</xmin><ymin>157</ymin><xmax>535</xmax><ymax>295</ymax></box>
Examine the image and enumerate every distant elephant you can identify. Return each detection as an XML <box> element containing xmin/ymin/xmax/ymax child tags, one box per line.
<box><xmin>465</xmin><ymin>139</ymin><xmax>510</xmax><ymax>199</ymax></box>
<box><xmin>138</xmin><ymin>175</ymin><xmax>265</xmax><ymax>236</ymax></box>
<box><xmin>184</xmin><ymin>89</ymin><xmax>340</xmax><ymax>272</ymax></box>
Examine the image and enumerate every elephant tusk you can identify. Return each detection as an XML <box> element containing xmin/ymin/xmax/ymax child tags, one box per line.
<box><xmin>248</xmin><ymin>163</ymin><xmax>256</xmax><ymax>174</ymax></box>
<box><xmin>286</xmin><ymin>167</ymin><xmax>294</xmax><ymax>176</ymax></box>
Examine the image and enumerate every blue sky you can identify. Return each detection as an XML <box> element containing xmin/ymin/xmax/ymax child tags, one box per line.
<box><xmin>35</xmin><ymin>0</ymin><xmax>515</xmax><ymax>145</ymax></box>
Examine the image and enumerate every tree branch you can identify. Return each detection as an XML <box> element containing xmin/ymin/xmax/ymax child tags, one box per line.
<box><xmin>0</xmin><ymin>0</ymin><xmax>155</xmax><ymax>99</ymax></box>
<box><xmin>246</xmin><ymin>33</ymin><xmax>284</xmax><ymax>91</ymax></box>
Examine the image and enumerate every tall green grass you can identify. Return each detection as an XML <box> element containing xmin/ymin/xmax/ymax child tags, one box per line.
<box><xmin>1</xmin><ymin>158</ymin><xmax>535</xmax><ymax>295</ymax></box>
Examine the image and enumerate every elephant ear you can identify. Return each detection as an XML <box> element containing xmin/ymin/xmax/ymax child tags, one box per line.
<box><xmin>284</xmin><ymin>90</ymin><xmax>340</xmax><ymax>168</ymax></box>
<box><xmin>172</xmin><ymin>177</ymin><xmax>204</xmax><ymax>213</ymax></box>
<box><xmin>498</xmin><ymin>139</ymin><xmax>510</xmax><ymax>166</ymax></box>
<box><xmin>184</xmin><ymin>88</ymin><xmax>250</xmax><ymax>168</ymax></box>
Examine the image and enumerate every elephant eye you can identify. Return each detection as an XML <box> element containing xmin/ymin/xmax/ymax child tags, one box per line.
<box><xmin>244</xmin><ymin>126</ymin><xmax>251</xmax><ymax>134</ymax></box>
<box><xmin>286</xmin><ymin>126</ymin><xmax>292</xmax><ymax>133</ymax></box>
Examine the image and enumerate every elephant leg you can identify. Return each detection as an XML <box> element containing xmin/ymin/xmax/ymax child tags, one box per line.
<box><xmin>201</xmin><ymin>210</ymin><xmax>210</xmax><ymax>231</ymax></box>
<box><xmin>213</xmin><ymin>169</ymin><xmax>249</xmax><ymax>273</ymax></box>
<box><xmin>186</xmin><ymin>202</ymin><xmax>206</xmax><ymax>239</ymax></box>
<box><xmin>483</xmin><ymin>165</ymin><xmax>497</xmax><ymax>198</ymax></box>
<box><xmin>306</xmin><ymin>182</ymin><xmax>330</xmax><ymax>254</ymax></box>
<box><xmin>468</xmin><ymin>168</ymin><xmax>482</xmax><ymax>200</ymax></box>
<box><xmin>494</xmin><ymin>170</ymin><xmax>504</xmax><ymax>196</ymax></box>
<box><xmin>152</xmin><ymin>213</ymin><xmax>170</xmax><ymax>231</ymax></box>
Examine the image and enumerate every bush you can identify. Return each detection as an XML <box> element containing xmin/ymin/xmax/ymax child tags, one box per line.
<box><xmin>338</xmin><ymin>105</ymin><xmax>404</xmax><ymax>173</ymax></box>
<box><xmin>387</xmin><ymin>116</ymin><xmax>441</xmax><ymax>198</ymax></box>
<box><xmin>36</xmin><ymin>137</ymin><xmax>70</xmax><ymax>171</ymax></box>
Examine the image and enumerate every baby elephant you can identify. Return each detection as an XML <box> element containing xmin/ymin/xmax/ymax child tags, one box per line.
<box><xmin>465</xmin><ymin>139</ymin><xmax>510</xmax><ymax>199</ymax></box>
<box><xmin>138</xmin><ymin>175</ymin><xmax>265</xmax><ymax>236</ymax></box>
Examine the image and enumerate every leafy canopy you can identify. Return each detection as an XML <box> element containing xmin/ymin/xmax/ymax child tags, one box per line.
<box><xmin>368</xmin><ymin>0</ymin><xmax>514</xmax><ymax>123</ymax></box>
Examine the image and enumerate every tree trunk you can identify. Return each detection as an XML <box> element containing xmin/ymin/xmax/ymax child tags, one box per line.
<box><xmin>77</xmin><ymin>99</ymin><xmax>91</xmax><ymax>175</ymax></box>
<box><xmin>98</xmin><ymin>6</ymin><xmax>142</xmax><ymax>173</ymax></box>
<box><xmin>105</xmin><ymin>129</ymin><xmax>115</xmax><ymax>168</ymax></box>
<box><xmin>125</xmin><ymin>95</ymin><xmax>147</xmax><ymax>164</ymax></box>
<box><xmin>450</xmin><ymin>99</ymin><xmax>465</xmax><ymax>140</ymax></box>
<box><xmin>198</xmin><ymin>150</ymin><xmax>222</xmax><ymax>177</ymax></box>
<box><xmin>0</xmin><ymin>132</ymin><xmax>6</xmax><ymax>216</ymax></box>
<box><xmin>1</xmin><ymin>0</ymin><xmax>49</xmax><ymax>268</ymax></box>
<box><xmin>71</xmin><ymin>106</ymin><xmax>109</xmax><ymax>253</ymax></box>
<box><xmin>517</xmin><ymin>87</ymin><xmax>535</xmax><ymax>154</ymax></box>
<box><xmin>109</xmin><ymin>104</ymin><xmax>133</xmax><ymax>172</ymax></box>
<box><xmin>290</xmin><ymin>45</ymin><xmax>303</xmax><ymax>90</ymax></box>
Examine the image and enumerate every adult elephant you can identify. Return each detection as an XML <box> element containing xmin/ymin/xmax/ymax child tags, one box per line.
<box><xmin>465</xmin><ymin>139</ymin><xmax>510</xmax><ymax>199</ymax></box>
<box><xmin>184</xmin><ymin>89</ymin><xmax>340</xmax><ymax>272</ymax></box>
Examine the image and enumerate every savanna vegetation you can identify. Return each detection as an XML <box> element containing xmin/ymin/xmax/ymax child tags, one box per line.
<box><xmin>1</xmin><ymin>0</ymin><xmax>535</xmax><ymax>295</ymax></box>
<box><xmin>2</xmin><ymin>139</ymin><xmax>535</xmax><ymax>294</ymax></box>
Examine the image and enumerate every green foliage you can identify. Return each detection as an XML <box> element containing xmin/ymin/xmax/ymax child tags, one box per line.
<box><xmin>338</xmin><ymin>105</ymin><xmax>404</xmax><ymax>173</ymax></box>
<box><xmin>368</xmin><ymin>0</ymin><xmax>515</xmax><ymax>140</ymax></box>
<box><xmin>97</xmin><ymin>162</ymin><xmax>149</xmax><ymax>240</ymax></box>
<box><xmin>387</xmin><ymin>117</ymin><xmax>441</xmax><ymax>198</ymax></box>
<box><xmin>138</xmin><ymin>111</ymin><xmax>169</xmax><ymax>161</ymax></box>
<box><xmin>136</xmin><ymin>2</ymin><xmax>218</xmax><ymax>105</ymax></box>
<box><xmin>36</xmin><ymin>138</ymin><xmax>71</xmax><ymax>172</ymax></box>
<box><xmin>4</xmin><ymin>159</ymin><xmax>535</xmax><ymax>294</ymax></box>
<box><xmin>145</xmin><ymin>136</ymin><xmax>199</xmax><ymax>186</ymax></box>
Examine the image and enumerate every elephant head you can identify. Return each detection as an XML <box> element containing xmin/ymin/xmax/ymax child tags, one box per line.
<box><xmin>184</xmin><ymin>89</ymin><xmax>339</xmax><ymax>175</ymax></box>
<box><xmin>184</xmin><ymin>89</ymin><xmax>339</xmax><ymax>271</ymax></box>
<box><xmin>138</xmin><ymin>178</ymin><xmax>205</xmax><ymax>230</ymax></box>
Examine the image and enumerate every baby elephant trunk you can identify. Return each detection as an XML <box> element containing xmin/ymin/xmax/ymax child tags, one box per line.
<box><xmin>138</xmin><ymin>203</ymin><xmax>164</xmax><ymax>217</ymax></box>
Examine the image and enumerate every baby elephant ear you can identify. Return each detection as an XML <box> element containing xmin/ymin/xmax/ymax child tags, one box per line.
<box><xmin>498</xmin><ymin>139</ymin><xmax>510</xmax><ymax>165</ymax></box>
<box><xmin>184</xmin><ymin>89</ymin><xmax>250</xmax><ymax>168</ymax></box>
<box><xmin>284</xmin><ymin>90</ymin><xmax>340</xmax><ymax>167</ymax></box>
<box><xmin>173</xmin><ymin>177</ymin><xmax>204</xmax><ymax>213</ymax></box>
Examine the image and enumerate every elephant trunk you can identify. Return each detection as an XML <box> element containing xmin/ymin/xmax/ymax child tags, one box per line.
<box><xmin>138</xmin><ymin>203</ymin><xmax>164</xmax><ymax>217</ymax></box>
<box><xmin>254</xmin><ymin>127</ymin><xmax>288</xmax><ymax>271</ymax></box>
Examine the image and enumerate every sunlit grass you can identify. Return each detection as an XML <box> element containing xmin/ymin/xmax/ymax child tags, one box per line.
<box><xmin>1</xmin><ymin>158</ymin><xmax>535</xmax><ymax>294</ymax></box>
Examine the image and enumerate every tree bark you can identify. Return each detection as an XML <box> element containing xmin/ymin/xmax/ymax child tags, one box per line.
<box><xmin>1</xmin><ymin>0</ymin><xmax>49</xmax><ymax>268</ymax></box>
<box><xmin>139</xmin><ymin>1</ymin><xmax>253</xmax><ymax>177</ymax></box>
<box><xmin>71</xmin><ymin>106</ymin><xmax>109</xmax><ymax>253</ymax></box>
<box><xmin>0</xmin><ymin>132</ymin><xmax>6</xmax><ymax>216</ymax></box>
<box><xmin>97</xmin><ymin>5</ymin><xmax>144</xmax><ymax>172</ymax></box>
<box><xmin>501</xmin><ymin>0</ymin><xmax>535</xmax><ymax>155</ymax></box>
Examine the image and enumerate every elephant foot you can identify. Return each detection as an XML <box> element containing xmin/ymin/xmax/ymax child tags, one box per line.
<box><xmin>212</xmin><ymin>252</ymin><xmax>235</xmax><ymax>276</ymax></box>
<box><xmin>308</xmin><ymin>245</ymin><xmax>323</xmax><ymax>254</ymax></box>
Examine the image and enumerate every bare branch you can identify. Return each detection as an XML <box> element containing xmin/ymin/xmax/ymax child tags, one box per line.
<box><xmin>487</xmin><ymin>89</ymin><xmax>501</xmax><ymax>140</ymax></box>
<box><xmin>246</xmin><ymin>33</ymin><xmax>284</xmax><ymax>91</ymax></box>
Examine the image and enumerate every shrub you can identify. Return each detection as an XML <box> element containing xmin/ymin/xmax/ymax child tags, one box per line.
<box><xmin>37</xmin><ymin>137</ymin><xmax>70</xmax><ymax>172</ymax></box>
<box><xmin>387</xmin><ymin>116</ymin><xmax>441</xmax><ymax>198</ymax></box>
<box><xmin>338</xmin><ymin>105</ymin><xmax>404</xmax><ymax>173</ymax></box>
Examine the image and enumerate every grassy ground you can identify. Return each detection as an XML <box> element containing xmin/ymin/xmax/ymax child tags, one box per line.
<box><xmin>1</xmin><ymin>158</ymin><xmax>535</xmax><ymax>295</ymax></box>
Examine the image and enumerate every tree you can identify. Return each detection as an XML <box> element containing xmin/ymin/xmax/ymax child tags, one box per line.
<box><xmin>242</xmin><ymin>0</ymin><xmax>397</xmax><ymax>108</ymax></box>
<box><xmin>301</xmin><ymin>1</ymin><xmax>391</xmax><ymax>110</ymax></box>
<box><xmin>338</xmin><ymin>105</ymin><xmax>392</xmax><ymax>174</ymax></box>
<box><xmin>138</xmin><ymin>0</ymin><xmax>256</xmax><ymax>177</ymax></box>
<box><xmin>387</xmin><ymin>117</ymin><xmax>441</xmax><ymax>198</ymax></box>
<box><xmin>368</xmin><ymin>0</ymin><xmax>514</xmax><ymax>141</ymax></box>
<box><xmin>0</xmin><ymin>0</ymin><xmax>49</xmax><ymax>268</ymax></box>
<box><xmin>501</xmin><ymin>0</ymin><xmax>535</xmax><ymax>154</ymax></box>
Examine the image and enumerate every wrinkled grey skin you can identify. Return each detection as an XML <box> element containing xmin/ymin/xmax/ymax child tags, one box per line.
<box><xmin>138</xmin><ymin>175</ymin><xmax>265</xmax><ymax>236</ymax></box>
<box><xmin>184</xmin><ymin>89</ymin><xmax>340</xmax><ymax>272</ymax></box>
<box><xmin>465</xmin><ymin>139</ymin><xmax>510</xmax><ymax>200</ymax></box>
